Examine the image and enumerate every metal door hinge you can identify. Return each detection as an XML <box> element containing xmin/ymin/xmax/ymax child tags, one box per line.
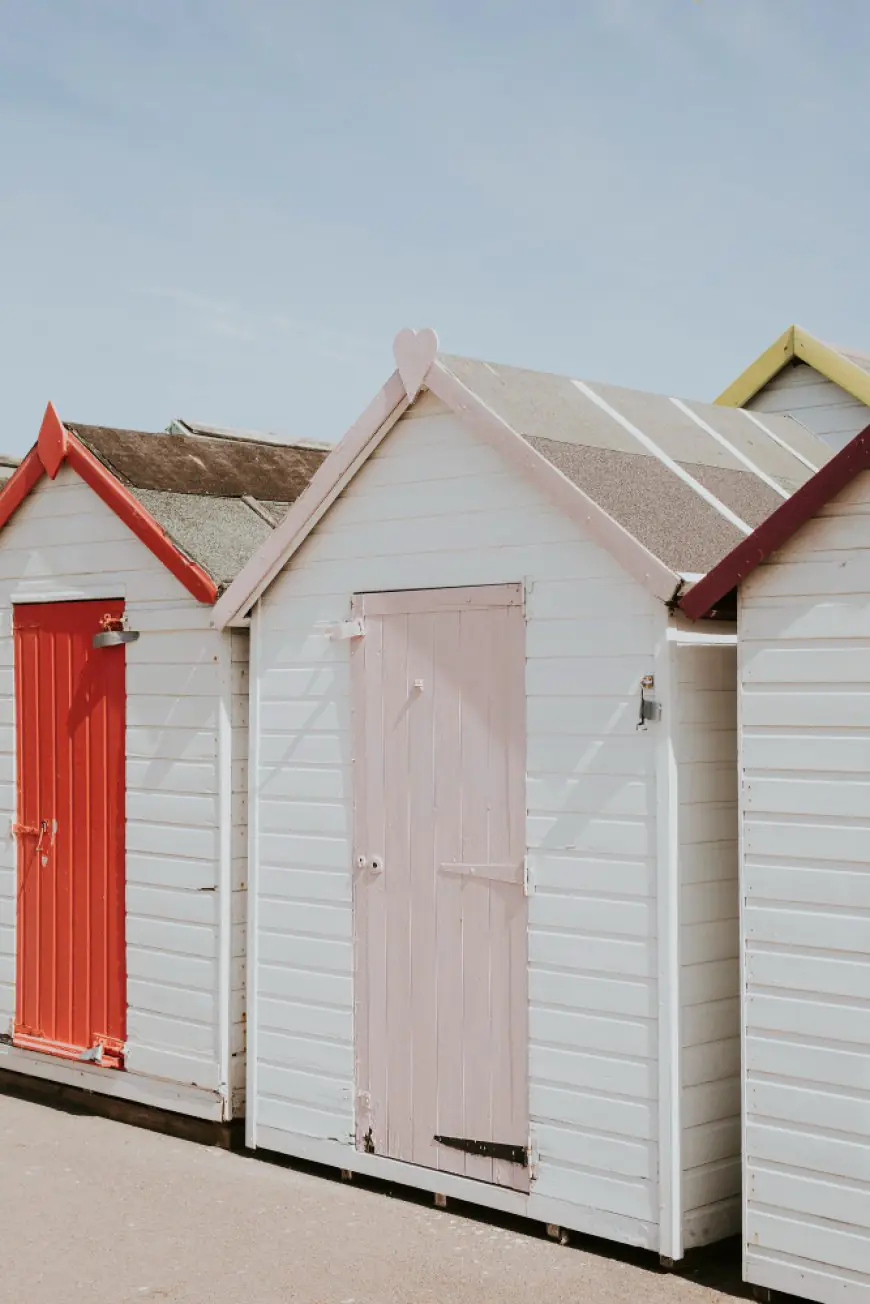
<box><xmin>523</xmin><ymin>857</ymin><xmax>533</xmax><ymax>896</ymax></box>
<box><xmin>434</xmin><ymin>1135</ymin><xmax>528</xmax><ymax>1166</ymax></box>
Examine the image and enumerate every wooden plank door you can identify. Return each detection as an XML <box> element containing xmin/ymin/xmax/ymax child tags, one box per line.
<box><xmin>14</xmin><ymin>600</ymin><xmax>127</xmax><ymax>1066</ymax></box>
<box><xmin>352</xmin><ymin>584</ymin><xmax>528</xmax><ymax>1192</ymax></box>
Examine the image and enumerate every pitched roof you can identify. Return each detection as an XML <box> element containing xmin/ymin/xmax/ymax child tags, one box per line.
<box><xmin>680</xmin><ymin>422</ymin><xmax>870</xmax><ymax>620</ymax></box>
<box><xmin>0</xmin><ymin>406</ymin><xmax>328</xmax><ymax>604</ymax></box>
<box><xmin>716</xmin><ymin>324</ymin><xmax>870</xmax><ymax>409</ymax></box>
<box><xmin>168</xmin><ymin>417</ymin><xmax>332</xmax><ymax>452</ymax></box>
<box><xmin>213</xmin><ymin>329</ymin><xmax>832</xmax><ymax>629</ymax></box>
<box><xmin>441</xmin><ymin>355</ymin><xmax>829</xmax><ymax>575</ymax></box>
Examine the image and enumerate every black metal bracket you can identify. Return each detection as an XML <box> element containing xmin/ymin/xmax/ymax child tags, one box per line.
<box><xmin>434</xmin><ymin>1135</ymin><xmax>528</xmax><ymax>1166</ymax></box>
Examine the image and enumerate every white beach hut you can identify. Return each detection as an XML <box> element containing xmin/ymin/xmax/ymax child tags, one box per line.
<box><xmin>682</xmin><ymin>427</ymin><xmax>870</xmax><ymax>1303</ymax></box>
<box><xmin>214</xmin><ymin>328</ymin><xmax>830</xmax><ymax>1258</ymax></box>
<box><xmin>0</xmin><ymin>405</ymin><xmax>326</xmax><ymax>1126</ymax></box>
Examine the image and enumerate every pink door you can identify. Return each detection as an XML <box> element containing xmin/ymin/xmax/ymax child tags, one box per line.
<box><xmin>352</xmin><ymin>584</ymin><xmax>528</xmax><ymax>1192</ymax></box>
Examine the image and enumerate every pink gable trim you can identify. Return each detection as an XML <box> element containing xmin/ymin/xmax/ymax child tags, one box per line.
<box><xmin>212</xmin><ymin>371</ymin><xmax>410</xmax><ymax>628</ymax></box>
<box><xmin>211</xmin><ymin>335</ymin><xmax>682</xmax><ymax>629</ymax></box>
<box><xmin>427</xmin><ymin>363</ymin><xmax>681</xmax><ymax>603</ymax></box>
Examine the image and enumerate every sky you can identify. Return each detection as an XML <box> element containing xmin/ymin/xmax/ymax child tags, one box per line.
<box><xmin>2</xmin><ymin>0</ymin><xmax>870</xmax><ymax>454</ymax></box>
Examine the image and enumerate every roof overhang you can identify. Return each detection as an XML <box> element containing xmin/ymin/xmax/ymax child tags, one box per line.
<box><xmin>212</xmin><ymin>329</ymin><xmax>683</xmax><ymax>629</ymax></box>
<box><xmin>716</xmin><ymin>324</ymin><xmax>870</xmax><ymax>409</ymax></box>
<box><xmin>679</xmin><ymin>422</ymin><xmax>870</xmax><ymax>620</ymax></box>
<box><xmin>0</xmin><ymin>404</ymin><xmax>219</xmax><ymax>604</ymax></box>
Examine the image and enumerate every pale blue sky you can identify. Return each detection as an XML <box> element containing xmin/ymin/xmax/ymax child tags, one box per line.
<box><xmin>3</xmin><ymin>1</ymin><xmax>870</xmax><ymax>453</ymax></box>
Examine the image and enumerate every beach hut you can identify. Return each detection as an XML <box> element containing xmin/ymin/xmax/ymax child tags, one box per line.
<box><xmin>213</xmin><ymin>328</ymin><xmax>831</xmax><ymax>1258</ymax></box>
<box><xmin>681</xmin><ymin>429</ymin><xmax>870</xmax><ymax>1304</ymax></box>
<box><xmin>0</xmin><ymin>405</ymin><xmax>327</xmax><ymax>1126</ymax></box>
<box><xmin>718</xmin><ymin>324</ymin><xmax>870</xmax><ymax>453</ymax></box>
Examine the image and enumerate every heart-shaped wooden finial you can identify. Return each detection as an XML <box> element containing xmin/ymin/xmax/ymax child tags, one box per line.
<box><xmin>393</xmin><ymin>327</ymin><xmax>439</xmax><ymax>401</ymax></box>
<box><xmin>37</xmin><ymin>402</ymin><xmax>69</xmax><ymax>479</ymax></box>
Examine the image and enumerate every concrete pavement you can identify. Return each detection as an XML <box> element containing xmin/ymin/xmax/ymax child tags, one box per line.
<box><xmin>0</xmin><ymin>1092</ymin><xmax>753</xmax><ymax>1304</ymax></box>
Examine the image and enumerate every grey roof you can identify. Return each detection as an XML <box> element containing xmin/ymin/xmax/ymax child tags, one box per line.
<box><xmin>439</xmin><ymin>355</ymin><xmax>834</xmax><ymax>577</ymax></box>
<box><xmin>65</xmin><ymin>423</ymin><xmax>327</xmax><ymax>589</ymax></box>
<box><xmin>169</xmin><ymin>418</ymin><xmax>332</xmax><ymax>452</ymax></box>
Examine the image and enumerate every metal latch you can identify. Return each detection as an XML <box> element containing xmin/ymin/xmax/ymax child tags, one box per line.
<box><xmin>637</xmin><ymin>674</ymin><xmax>661</xmax><ymax>728</ymax></box>
<box><xmin>329</xmin><ymin>619</ymin><xmax>365</xmax><ymax>641</ymax></box>
<box><xmin>434</xmin><ymin>1135</ymin><xmax>528</xmax><ymax>1166</ymax></box>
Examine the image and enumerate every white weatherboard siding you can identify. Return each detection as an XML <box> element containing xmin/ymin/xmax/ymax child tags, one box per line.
<box><xmin>740</xmin><ymin>468</ymin><xmax>870</xmax><ymax>1303</ymax></box>
<box><xmin>0</xmin><ymin>467</ymin><xmax>241</xmax><ymax>1119</ymax></box>
<box><xmin>250</xmin><ymin>395</ymin><xmax>672</xmax><ymax>1248</ymax></box>
<box><xmin>674</xmin><ymin>642</ymin><xmax>740</xmax><ymax>1248</ymax></box>
<box><xmin>748</xmin><ymin>360</ymin><xmax>869</xmax><ymax>452</ymax></box>
<box><xmin>230</xmin><ymin>628</ymin><xmax>249</xmax><ymax>1112</ymax></box>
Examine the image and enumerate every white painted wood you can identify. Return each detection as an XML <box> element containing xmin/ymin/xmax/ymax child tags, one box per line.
<box><xmin>748</xmin><ymin>359</ymin><xmax>870</xmax><ymax>452</ymax></box>
<box><xmin>0</xmin><ymin>467</ymin><xmax>246</xmax><ymax>1120</ymax></box>
<box><xmin>739</xmin><ymin>469</ymin><xmax>870</xmax><ymax>1302</ymax></box>
<box><xmin>673</xmin><ymin>641</ymin><xmax>740</xmax><ymax>1248</ymax></box>
<box><xmin>245</xmin><ymin>404</ymin><xmax>736</xmax><ymax>1254</ymax></box>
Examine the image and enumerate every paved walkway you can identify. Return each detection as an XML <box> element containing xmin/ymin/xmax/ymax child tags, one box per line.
<box><xmin>0</xmin><ymin>1092</ymin><xmax>751</xmax><ymax>1304</ymax></box>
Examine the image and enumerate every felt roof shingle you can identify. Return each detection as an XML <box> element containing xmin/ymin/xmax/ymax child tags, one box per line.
<box><xmin>439</xmin><ymin>354</ymin><xmax>834</xmax><ymax>576</ymax></box>
<box><xmin>65</xmin><ymin>423</ymin><xmax>328</xmax><ymax>587</ymax></box>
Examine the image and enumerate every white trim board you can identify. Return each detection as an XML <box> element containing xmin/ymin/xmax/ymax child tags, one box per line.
<box><xmin>0</xmin><ymin>1043</ymin><xmax>226</xmax><ymax>1122</ymax></box>
<box><xmin>252</xmin><ymin>1126</ymin><xmax>659</xmax><ymax>1251</ymax></box>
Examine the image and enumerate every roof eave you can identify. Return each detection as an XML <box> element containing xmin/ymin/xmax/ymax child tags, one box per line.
<box><xmin>0</xmin><ymin>403</ymin><xmax>219</xmax><ymax>605</ymax></box>
<box><xmin>717</xmin><ymin>324</ymin><xmax>870</xmax><ymax>409</ymax></box>
<box><xmin>679</xmin><ymin>422</ymin><xmax>870</xmax><ymax>620</ymax></box>
<box><xmin>212</xmin><ymin>338</ymin><xmax>684</xmax><ymax>630</ymax></box>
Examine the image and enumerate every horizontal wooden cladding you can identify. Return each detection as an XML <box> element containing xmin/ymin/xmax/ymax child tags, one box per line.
<box><xmin>747</xmin><ymin>1036</ymin><xmax>870</xmax><ymax>1094</ymax></box>
<box><xmin>746</xmin><ymin>903</ymin><xmax>870</xmax><ymax>953</ymax></box>
<box><xmin>532</xmin><ymin>1082</ymin><xmax>655</xmax><ymax>1140</ymax></box>
<box><xmin>743</xmin><ymin>731</ymin><xmax>870</xmax><ymax>774</ymax></box>
<box><xmin>747</xmin><ymin>992</ymin><xmax>870</xmax><ymax>1048</ymax></box>
<box><xmin>748</xmin><ymin>1078</ymin><xmax>870</xmax><ymax>1140</ymax></box>
<box><xmin>744</xmin><ymin>644</ymin><xmax>870</xmax><ymax>685</ymax></box>
<box><xmin>747</xmin><ymin>949</ymin><xmax>870</xmax><ymax>1001</ymax></box>
<box><xmin>357</xmin><ymin>582</ymin><xmax>523</xmax><ymax>616</ymax></box>
<box><xmin>742</xmin><ymin>596</ymin><xmax>870</xmax><ymax>642</ymax></box>
<box><xmin>746</xmin><ymin>862</ymin><xmax>870</xmax><ymax>909</ymax></box>
<box><xmin>749</xmin><ymin>1163</ymin><xmax>870</xmax><ymax>1235</ymax></box>
<box><xmin>746</xmin><ymin>776</ymin><xmax>870</xmax><ymax>821</ymax></box>
<box><xmin>530</xmin><ymin>1043</ymin><xmax>656</xmax><ymax>1101</ymax></box>
<box><xmin>534</xmin><ymin>1121</ymin><xmax>656</xmax><ymax>1181</ymax></box>
<box><xmin>745</xmin><ymin>821</ymin><xmax>870</xmax><ymax>866</ymax></box>
<box><xmin>530</xmin><ymin>969</ymin><xmax>655</xmax><ymax>1019</ymax></box>
<box><xmin>746</xmin><ymin>1207</ymin><xmax>870</xmax><ymax>1283</ymax></box>
<box><xmin>744</xmin><ymin>692</ymin><xmax>870</xmax><ymax>729</ymax></box>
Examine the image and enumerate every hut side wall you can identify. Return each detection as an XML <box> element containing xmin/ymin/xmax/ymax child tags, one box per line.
<box><xmin>747</xmin><ymin>360</ymin><xmax>869</xmax><ymax>452</ymax></box>
<box><xmin>249</xmin><ymin>394</ymin><xmax>670</xmax><ymax>1247</ymax></box>
<box><xmin>0</xmin><ymin>466</ymin><xmax>240</xmax><ymax>1118</ymax></box>
<box><xmin>230</xmin><ymin>627</ymin><xmax>249</xmax><ymax>1112</ymax></box>
<box><xmin>740</xmin><ymin>468</ymin><xmax>870</xmax><ymax>1303</ymax></box>
<box><xmin>674</xmin><ymin>641</ymin><xmax>741</xmax><ymax>1249</ymax></box>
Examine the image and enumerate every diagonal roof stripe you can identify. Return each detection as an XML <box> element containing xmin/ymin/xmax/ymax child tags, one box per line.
<box><xmin>741</xmin><ymin>409</ymin><xmax>822</xmax><ymax>473</ymax></box>
<box><xmin>572</xmin><ymin>380</ymin><xmax>752</xmax><ymax>535</ymax></box>
<box><xmin>669</xmin><ymin>397</ymin><xmax>788</xmax><ymax>498</ymax></box>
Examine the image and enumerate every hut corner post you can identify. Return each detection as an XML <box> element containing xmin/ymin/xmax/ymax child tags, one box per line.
<box><xmin>217</xmin><ymin>633</ymin><xmax>234</xmax><ymax>1121</ymax></box>
<box><xmin>654</xmin><ymin>628</ymin><xmax>683</xmax><ymax>1262</ymax></box>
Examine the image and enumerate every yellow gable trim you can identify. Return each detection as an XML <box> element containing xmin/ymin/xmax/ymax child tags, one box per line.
<box><xmin>717</xmin><ymin>323</ymin><xmax>870</xmax><ymax>409</ymax></box>
<box><xmin>715</xmin><ymin>325</ymin><xmax>794</xmax><ymax>406</ymax></box>
<box><xmin>794</xmin><ymin>328</ymin><xmax>870</xmax><ymax>408</ymax></box>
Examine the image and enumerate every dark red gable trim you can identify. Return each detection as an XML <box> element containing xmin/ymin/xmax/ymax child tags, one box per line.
<box><xmin>680</xmin><ymin>423</ymin><xmax>870</xmax><ymax>620</ymax></box>
<box><xmin>0</xmin><ymin>403</ymin><xmax>219</xmax><ymax>605</ymax></box>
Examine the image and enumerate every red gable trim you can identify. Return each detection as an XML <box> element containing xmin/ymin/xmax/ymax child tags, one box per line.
<box><xmin>0</xmin><ymin>403</ymin><xmax>219</xmax><ymax>606</ymax></box>
<box><xmin>0</xmin><ymin>449</ymin><xmax>46</xmax><ymax>532</ymax></box>
<box><xmin>680</xmin><ymin>423</ymin><xmax>870</xmax><ymax>620</ymax></box>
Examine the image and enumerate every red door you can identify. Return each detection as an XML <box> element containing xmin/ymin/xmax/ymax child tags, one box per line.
<box><xmin>13</xmin><ymin>600</ymin><xmax>127</xmax><ymax>1067</ymax></box>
